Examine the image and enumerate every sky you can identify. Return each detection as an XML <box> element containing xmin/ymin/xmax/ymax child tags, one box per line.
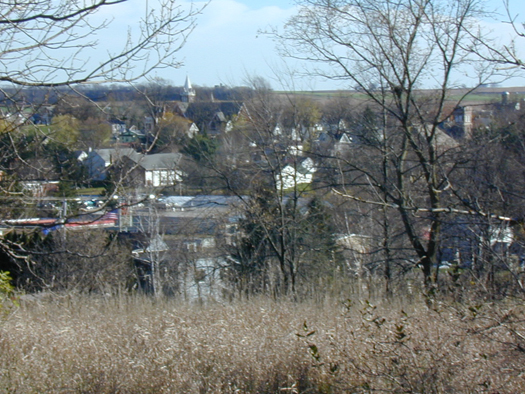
<box><xmin>162</xmin><ymin>0</ymin><xmax>300</xmax><ymax>89</ymax></box>
<box><xmin>98</xmin><ymin>0</ymin><xmax>524</xmax><ymax>90</ymax></box>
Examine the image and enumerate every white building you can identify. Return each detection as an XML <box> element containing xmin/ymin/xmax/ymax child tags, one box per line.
<box><xmin>276</xmin><ymin>157</ymin><xmax>316</xmax><ymax>190</ymax></box>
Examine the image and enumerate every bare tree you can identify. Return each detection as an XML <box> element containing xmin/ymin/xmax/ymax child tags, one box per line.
<box><xmin>272</xmin><ymin>0</ymin><xmax>509</xmax><ymax>292</ymax></box>
<box><xmin>0</xmin><ymin>0</ymin><xmax>204</xmax><ymax>87</ymax></box>
<box><xmin>4</xmin><ymin>229</ymin><xmax>133</xmax><ymax>294</ymax></box>
<box><xmin>213</xmin><ymin>78</ymin><xmax>345</xmax><ymax>297</ymax></box>
<box><xmin>0</xmin><ymin>0</ymin><xmax>205</xmax><ymax>186</ymax></box>
<box><xmin>484</xmin><ymin>0</ymin><xmax>525</xmax><ymax>72</ymax></box>
<box><xmin>0</xmin><ymin>0</ymin><xmax>206</xmax><ymax>285</ymax></box>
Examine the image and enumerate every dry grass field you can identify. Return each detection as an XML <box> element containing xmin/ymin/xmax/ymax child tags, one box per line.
<box><xmin>0</xmin><ymin>294</ymin><xmax>524</xmax><ymax>393</ymax></box>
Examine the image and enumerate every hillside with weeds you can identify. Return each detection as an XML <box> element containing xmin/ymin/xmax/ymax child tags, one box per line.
<box><xmin>0</xmin><ymin>294</ymin><xmax>524</xmax><ymax>393</ymax></box>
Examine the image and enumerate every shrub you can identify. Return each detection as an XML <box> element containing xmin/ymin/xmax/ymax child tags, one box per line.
<box><xmin>0</xmin><ymin>271</ymin><xmax>16</xmax><ymax>316</ymax></box>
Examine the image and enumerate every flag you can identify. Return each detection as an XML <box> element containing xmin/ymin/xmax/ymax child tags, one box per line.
<box><xmin>101</xmin><ymin>209</ymin><xmax>118</xmax><ymax>221</ymax></box>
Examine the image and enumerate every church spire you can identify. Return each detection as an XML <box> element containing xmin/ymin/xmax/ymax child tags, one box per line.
<box><xmin>182</xmin><ymin>75</ymin><xmax>196</xmax><ymax>103</ymax></box>
<box><xmin>184</xmin><ymin>75</ymin><xmax>192</xmax><ymax>90</ymax></box>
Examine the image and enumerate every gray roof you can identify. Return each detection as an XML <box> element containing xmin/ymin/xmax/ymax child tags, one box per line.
<box><xmin>93</xmin><ymin>148</ymin><xmax>113</xmax><ymax>163</ymax></box>
<box><xmin>92</xmin><ymin>148</ymin><xmax>138</xmax><ymax>164</ymax></box>
<box><xmin>89</xmin><ymin>149</ymin><xmax>182</xmax><ymax>170</ymax></box>
<box><xmin>132</xmin><ymin>153</ymin><xmax>182</xmax><ymax>170</ymax></box>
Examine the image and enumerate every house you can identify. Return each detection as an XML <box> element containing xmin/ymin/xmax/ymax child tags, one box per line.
<box><xmin>30</xmin><ymin>105</ymin><xmax>54</xmax><ymax>125</ymax></box>
<box><xmin>276</xmin><ymin>157</ymin><xmax>316</xmax><ymax>190</ymax></box>
<box><xmin>20</xmin><ymin>180</ymin><xmax>59</xmax><ymax>198</ymax></box>
<box><xmin>143</xmin><ymin>116</ymin><xmax>155</xmax><ymax>134</ymax></box>
<box><xmin>440</xmin><ymin>91</ymin><xmax>524</xmax><ymax>139</ymax></box>
<box><xmin>109</xmin><ymin>118</ymin><xmax>127</xmax><ymax>136</ymax></box>
<box><xmin>83</xmin><ymin>149</ymin><xmax>110</xmax><ymax>181</ymax></box>
<box><xmin>333</xmin><ymin>133</ymin><xmax>354</xmax><ymax>155</ymax></box>
<box><xmin>0</xmin><ymin>106</ymin><xmax>34</xmax><ymax>127</ymax></box>
<box><xmin>182</xmin><ymin>101</ymin><xmax>243</xmax><ymax>136</ymax></box>
<box><xmin>132</xmin><ymin>235</ymin><xmax>169</xmax><ymax>295</ymax></box>
<box><xmin>125</xmin><ymin>195</ymin><xmax>245</xmax><ymax>298</ymax></box>
<box><xmin>272</xmin><ymin>123</ymin><xmax>283</xmax><ymax>137</ymax></box>
<box><xmin>314</xmin><ymin>129</ymin><xmax>353</xmax><ymax>156</ymax></box>
<box><xmin>84</xmin><ymin>148</ymin><xmax>136</xmax><ymax>181</ymax></box>
<box><xmin>208</xmin><ymin>111</ymin><xmax>233</xmax><ymax>136</ymax></box>
<box><xmin>413</xmin><ymin>123</ymin><xmax>459</xmax><ymax>153</ymax></box>
<box><xmin>114</xmin><ymin>127</ymin><xmax>145</xmax><ymax>145</ymax></box>
<box><xmin>122</xmin><ymin>152</ymin><xmax>184</xmax><ymax>188</ymax></box>
<box><xmin>439</xmin><ymin>218</ymin><xmax>516</xmax><ymax>268</ymax></box>
<box><xmin>108</xmin><ymin>117</ymin><xmax>147</xmax><ymax>146</ymax></box>
<box><xmin>83</xmin><ymin>148</ymin><xmax>182</xmax><ymax>187</ymax></box>
<box><xmin>185</xmin><ymin>122</ymin><xmax>200</xmax><ymax>139</ymax></box>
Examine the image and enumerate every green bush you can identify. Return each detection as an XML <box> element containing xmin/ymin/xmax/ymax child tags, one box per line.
<box><xmin>0</xmin><ymin>271</ymin><xmax>16</xmax><ymax>316</ymax></box>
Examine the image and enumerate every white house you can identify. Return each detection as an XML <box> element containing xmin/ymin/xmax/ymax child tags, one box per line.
<box><xmin>109</xmin><ymin>119</ymin><xmax>127</xmax><ymax>135</ymax></box>
<box><xmin>276</xmin><ymin>157</ymin><xmax>316</xmax><ymax>190</ymax></box>
<box><xmin>186</xmin><ymin>122</ymin><xmax>200</xmax><ymax>139</ymax></box>
<box><xmin>124</xmin><ymin>152</ymin><xmax>184</xmax><ymax>188</ymax></box>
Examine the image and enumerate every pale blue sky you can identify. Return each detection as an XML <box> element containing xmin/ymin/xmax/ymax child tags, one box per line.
<box><xmin>100</xmin><ymin>0</ymin><xmax>524</xmax><ymax>90</ymax></box>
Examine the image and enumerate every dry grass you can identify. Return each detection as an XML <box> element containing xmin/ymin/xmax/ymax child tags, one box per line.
<box><xmin>0</xmin><ymin>294</ymin><xmax>524</xmax><ymax>393</ymax></box>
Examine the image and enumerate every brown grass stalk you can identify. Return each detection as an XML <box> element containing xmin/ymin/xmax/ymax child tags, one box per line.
<box><xmin>0</xmin><ymin>294</ymin><xmax>524</xmax><ymax>393</ymax></box>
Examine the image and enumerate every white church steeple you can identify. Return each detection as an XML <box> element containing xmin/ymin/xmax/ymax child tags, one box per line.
<box><xmin>182</xmin><ymin>75</ymin><xmax>196</xmax><ymax>103</ymax></box>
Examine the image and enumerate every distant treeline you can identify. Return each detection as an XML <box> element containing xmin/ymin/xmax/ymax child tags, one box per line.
<box><xmin>0</xmin><ymin>83</ymin><xmax>254</xmax><ymax>106</ymax></box>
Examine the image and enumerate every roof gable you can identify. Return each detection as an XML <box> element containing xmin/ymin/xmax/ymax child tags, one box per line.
<box><xmin>134</xmin><ymin>153</ymin><xmax>182</xmax><ymax>170</ymax></box>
